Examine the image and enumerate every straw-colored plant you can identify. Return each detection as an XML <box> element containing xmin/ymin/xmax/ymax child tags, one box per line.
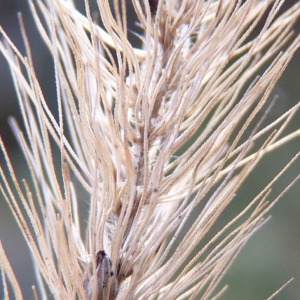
<box><xmin>0</xmin><ymin>0</ymin><xmax>299</xmax><ymax>299</ymax></box>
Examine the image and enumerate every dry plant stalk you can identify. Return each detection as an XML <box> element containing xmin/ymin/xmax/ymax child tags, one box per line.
<box><xmin>0</xmin><ymin>0</ymin><xmax>300</xmax><ymax>299</ymax></box>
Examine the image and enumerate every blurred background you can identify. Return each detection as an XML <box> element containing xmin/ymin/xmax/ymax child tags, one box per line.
<box><xmin>0</xmin><ymin>0</ymin><xmax>299</xmax><ymax>299</ymax></box>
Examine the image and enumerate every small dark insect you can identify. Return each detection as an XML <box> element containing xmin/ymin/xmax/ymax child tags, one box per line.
<box><xmin>83</xmin><ymin>250</ymin><xmax>117</xmax><ymax>300</ymax></box>
<box><xmin>149</xmin><ymin>0</ymin><xmax>159</xmax><ymax>16</ymax></box>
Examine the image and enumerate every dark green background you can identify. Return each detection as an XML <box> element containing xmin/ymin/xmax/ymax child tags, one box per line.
<box><xmin>0</xmin><ymin>1</ymin><xmax>299</xmax><ymax>299</ymax></box>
